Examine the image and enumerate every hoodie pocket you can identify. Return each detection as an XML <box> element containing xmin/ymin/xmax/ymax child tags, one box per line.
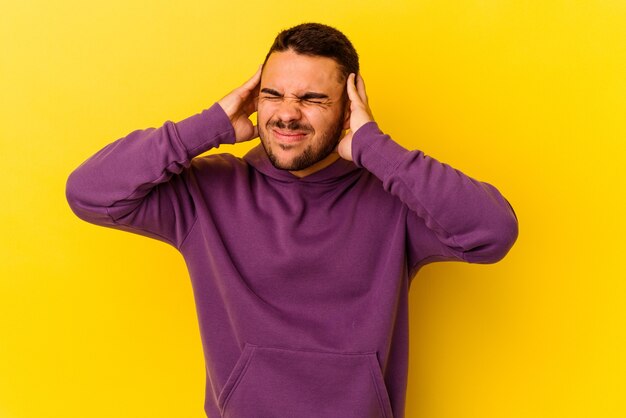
<box><xmin>218</xmin><ymin>343</ymin><xmax>394</xmax><ymax>418</ymax></box>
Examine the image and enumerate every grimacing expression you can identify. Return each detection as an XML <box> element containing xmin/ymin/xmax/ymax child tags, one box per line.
<box><xmin>257</xmin><ymin>50</ymin><xmax>349</xmax><ymax>174</ymax></box>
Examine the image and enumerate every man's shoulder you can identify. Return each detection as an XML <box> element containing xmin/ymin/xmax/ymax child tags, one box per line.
<box><xmin>188</xmin><ymin>152</ymin><xmax>251</xmax><ymax>181</ymax></box>
<box><xmin>192</xmin><ymin>152</ymin><xmax>246</xmax><ymax>168</ymax></box>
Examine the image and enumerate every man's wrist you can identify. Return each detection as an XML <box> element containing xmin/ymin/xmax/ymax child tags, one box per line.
<box><xmin>352</xmin><ymin>122</ymin><xmax>409</xmax><ymax>178</ymax></box>
<box><xmin>174</xmin><ymin>103</ymin><xmax>237</xmax><ymax>157</ymax></box>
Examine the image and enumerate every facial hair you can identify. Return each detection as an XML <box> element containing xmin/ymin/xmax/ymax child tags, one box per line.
<box><xmin>260</xmin><ymin>112</ymin><xmax>346</xmax><ymax>172</ymax></box>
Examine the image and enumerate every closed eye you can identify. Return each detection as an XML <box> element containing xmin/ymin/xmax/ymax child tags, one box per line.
<box><xmin>260</xmin><ymin>88</ymin><xmax>331</xmax><ymax>105</ymax></box>
<box><xmin>302</xmin><ymin>98</ymin><xmax>325</xmax><ymax>104</ymax></box>
<box><xmin>260</xmin><ymin>96</ymin><xmax>328</xmax><ymax>106</ymax></box>
<box><xmin>299</xmin><ymin>93</ymin><xmax>330</xmax><ymax>104</ymax></box>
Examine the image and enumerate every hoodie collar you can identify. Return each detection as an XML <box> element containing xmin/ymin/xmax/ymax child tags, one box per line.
<box><xmin>243</xmin><ymin>144</ymin><xmax>361</xmax><ymax>184</ymax></box>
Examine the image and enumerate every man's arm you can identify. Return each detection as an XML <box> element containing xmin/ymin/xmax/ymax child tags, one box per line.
<box><xmin>338</xmin><ymin>73</ymin><xmax>519</xmax><ymax>269</ymax></box>
<box><xmin>65</xmin><ymin>67</ymin><xmax>262</xmax><ymax>248</ymax></box>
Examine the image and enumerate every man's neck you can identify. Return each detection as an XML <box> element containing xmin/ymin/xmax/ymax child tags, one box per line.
<box><xmin>289</xmin><ymin>152</ymin><xmax>341</xmax><ymax>178</ymax></box>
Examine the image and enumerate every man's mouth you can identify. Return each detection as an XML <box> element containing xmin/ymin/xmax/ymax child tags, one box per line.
<box><xmin>271</xmin><ymin>128</ymin><xmax>309</xmax><ymax>143</ymax></box>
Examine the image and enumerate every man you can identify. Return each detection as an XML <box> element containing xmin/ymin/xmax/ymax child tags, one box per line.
<box><xmin>66</xmin><ymin>23</ymin><xmax>518</xmax><ymax>418</ymax></box>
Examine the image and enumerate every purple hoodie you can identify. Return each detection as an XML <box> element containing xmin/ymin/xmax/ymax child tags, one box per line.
<box><xmin>66</xmin><ymin>103</ymin><xmax>518</xmax><ymax>418</ymax></box>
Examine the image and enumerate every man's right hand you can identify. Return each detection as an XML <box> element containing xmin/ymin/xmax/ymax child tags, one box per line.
<box><xmin>217</xmin><ymin>65</ymin><xmax>262</xmax><ymax>143</ymax></box>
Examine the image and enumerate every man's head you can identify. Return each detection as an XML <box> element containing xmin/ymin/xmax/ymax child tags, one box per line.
<box><xmin>263</xmin><ymin>23</ymin><xmax>359</xmax><ymax>84</ymax></box>
<box><xmin>257</xmin><ymin>23</ymin><xmax>360</xmax><ymax>177</ymax></box>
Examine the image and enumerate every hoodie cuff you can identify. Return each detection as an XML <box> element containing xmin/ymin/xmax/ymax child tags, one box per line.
<box><xmin>173</xmin><ymin>102</ymin><xmax>236</xmax><ymax>158</ymax></box>
<box><xmin>351</xmin><ymin>121</ymin><xmax>411</xmax><ymax>180</ymax></box>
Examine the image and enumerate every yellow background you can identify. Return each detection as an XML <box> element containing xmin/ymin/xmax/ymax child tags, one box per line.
<box><xmin>1</xmin><ymin>1</ymin><xmax>625</xmax><ymax>417</ymax></box>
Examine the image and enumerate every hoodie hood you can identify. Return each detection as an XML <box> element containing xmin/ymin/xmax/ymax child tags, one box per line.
<box><xmin>243</xmin><ymin>143</ymin><xmax>361</xmax><ymax>185</ymax></box>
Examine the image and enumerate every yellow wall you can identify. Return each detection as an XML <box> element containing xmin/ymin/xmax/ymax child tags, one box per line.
<box><xmin>1</xmin><ymin>1</ymin><xmax>624</xmax><ymax>417</ymax></box>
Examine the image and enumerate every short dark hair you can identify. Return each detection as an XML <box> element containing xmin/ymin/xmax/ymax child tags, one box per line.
<box><xmin>263</xmin><ymin>22</ymin><xmax>359</xmax><ymax>81</ymax></box>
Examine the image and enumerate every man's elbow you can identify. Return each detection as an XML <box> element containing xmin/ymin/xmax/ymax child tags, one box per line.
<box><xmin>65</xmin><ymin>170</ymin><xmax>110</xmax><ymax>225</ymax></box>
<box><xmin>465</xmin><ymin>210</ymin><xmax>519</xmax><ymax>264</ymax></box>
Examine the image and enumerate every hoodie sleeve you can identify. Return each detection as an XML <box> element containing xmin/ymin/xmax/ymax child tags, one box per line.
<box><xmin>351</xmin><ymin>121</ymin><xmax>518</xmax><ymax>271</ymax></box>
<box><xmin>65</xmin><ymin>103</ymin><xmax>236</xmax><ymax>249</ymax></box>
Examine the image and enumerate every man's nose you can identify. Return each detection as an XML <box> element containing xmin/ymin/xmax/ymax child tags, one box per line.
<box><xmin>275</xmin><ymin>98</ymin><xmax>302</xmax><ymax>122</ymax></box>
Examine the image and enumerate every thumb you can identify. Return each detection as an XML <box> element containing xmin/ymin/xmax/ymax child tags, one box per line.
<box><xmin>336</xmin><ymin>131</ymin><xmax>354</xmax><ymax>161</ymax></box>
<box><xmin>346</xmin><ymin>73</ymin><xmax>362</xmax><ymax>107</ymax></box>
<box><xmin>235</xmin><ymin>124</ymin><xmax>259</xmax><ymax>143</ymax></box>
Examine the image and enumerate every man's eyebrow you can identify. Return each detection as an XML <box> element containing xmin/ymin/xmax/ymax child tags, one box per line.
<box><xmin>298</xmin><ymin>92</ymin><xmax>330</xmax><ymax>100</ymax></box>
<box><xmin>260</xmin><ymin>88</ymin><xmax>282</xmax><ymax>96</ymax></box>
<box><xmin>260</xmin><ymin>88</ymin><xmax>330</xmax><ymax>100</ymax></box>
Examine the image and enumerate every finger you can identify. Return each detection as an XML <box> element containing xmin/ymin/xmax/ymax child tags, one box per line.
<box><xmin>336</xmin><ymin>132</ymin><xmax>354</xmax><ymax>161</ymax></box>
<box><xmin>346</xmin><ymin>73</ymin><xmax>361</xmax><ymax>105</ymax></box>
<box><xmin>242</xmin><ymin>99</ymin><xmax>256</xmax><ymax>116</ymax></box>
<box><xmin>235</xmin><ymin>124</ymin><xmax>259</xmax><ymax>144</ymax></box>
<box><xmin>341</xmin><ymin>130</ymin><xmax>353</xmax><ymax>144</ymax></box>
<box><xmin>356</xmin><ymin>73</ymin><xmax>368</xmax><ymax>104</ymax></box>
<box><xmin>241</xmin><ymin>84</ymin><xmax>260</xmax><ymax>115</ymax></box>
<box><xmin>241</xmin><ymin>64</ymin><xmax>263</xmax><ymax>93</ymax></box>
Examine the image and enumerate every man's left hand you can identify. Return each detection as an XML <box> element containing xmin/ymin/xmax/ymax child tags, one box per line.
<box><xmin>336</xmin><ymin>73</ymin><xmax>374</xmax><ymax>161</ymax></box>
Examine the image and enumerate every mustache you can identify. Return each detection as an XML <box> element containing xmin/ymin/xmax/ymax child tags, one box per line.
<box><xmin>267</xmin><ymin>119</ymin><xmax>313</xmax><ymax>132</ymax></box>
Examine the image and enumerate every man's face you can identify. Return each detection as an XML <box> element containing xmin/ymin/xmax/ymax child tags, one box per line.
<box><xmin>258</xmin><ymin>50</ymin><xmax>349</xmax><ymax>175</ymax></box>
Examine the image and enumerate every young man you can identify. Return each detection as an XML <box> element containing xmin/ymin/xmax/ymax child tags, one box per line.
<box><xmin>66</xmin><ymin>23</ymin><xmax>518</xmax><ymax>418</ymax></box>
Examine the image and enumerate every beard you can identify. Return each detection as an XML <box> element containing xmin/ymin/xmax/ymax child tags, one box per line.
<box><xmin>259</xmin><ymin>113</ymin><xmax>345</xmax><ymax>172</ymax></box>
